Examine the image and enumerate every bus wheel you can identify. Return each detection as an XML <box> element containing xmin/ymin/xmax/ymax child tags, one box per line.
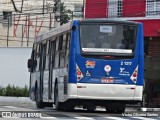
<box><xmin>54</xmin><ymin>84</ymin><xmax>64</xmax><ymax>110</ymax></box>
<box><xmin>65</xmin><ymin>102</ymin><xmax>75</xmax><ymax>111</ymax></box>
<box><xmin>35</xmin><ymin>88</ymin><xmax>44</xmax><ymax>108</ymax></box>
<box><xmin>105</xmin><ymin>103</ymin><xmax>125</xmax><ymax>113</ymax></box>
<box><xmin>115</xmin><ymin>104</ymin><xmax>126</xmax><ymax>113</ymax></box>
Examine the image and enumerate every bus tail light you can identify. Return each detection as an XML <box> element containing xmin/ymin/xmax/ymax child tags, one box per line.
<box><xmin>130</xmin><ymin>66</ymin><xmax>138</xmax><ymax>84</ymax></box>
<box><xmin>76</xmin><ymin>64</ymin><xmax>84</xmax><ymax>81</ymax></box>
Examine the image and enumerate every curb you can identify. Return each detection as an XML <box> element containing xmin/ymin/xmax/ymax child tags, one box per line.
<box><xmin>0</xmin><ymin>96</ymin><xmax>36</xmax><ymax>107</ymax></box>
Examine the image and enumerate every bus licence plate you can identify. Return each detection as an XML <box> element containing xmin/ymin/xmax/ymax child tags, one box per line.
<box><xmin>101</xmin><ymin>78</ymin><xmax>114</xmax><ymax>83</ymax></box>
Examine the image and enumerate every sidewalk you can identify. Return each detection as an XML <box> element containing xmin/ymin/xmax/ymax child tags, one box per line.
<box><xmin>0</xmin><ymin>96</ymin><xmax>36</xmax><ymax>107</ymax></box>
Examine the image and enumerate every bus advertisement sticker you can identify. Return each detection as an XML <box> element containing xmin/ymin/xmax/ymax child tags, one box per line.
<box><xmin>86</xmin><ymin>60</ymin><xmax>96</xmax><ymax>68</ymax></box>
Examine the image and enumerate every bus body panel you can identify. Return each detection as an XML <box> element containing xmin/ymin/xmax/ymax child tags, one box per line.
<box><xmin>136</xmin><ymin>23</ymin><xmax>144</xmax><ymax>86</ymax></box>
<box><xmin>67</xmin><ymin>84</ymin><xmax>143</xmax><ymax>101</ymax></box>
<box><xmin>30</xmin><ymin>72</ymin><xmax>37</xmax><ymax>101</ymax></box>
<box><xmin>43</xmin><ymin>70</ymin><xmax>49</xmax><ymax>102</ymax></box>
<box><xmin>51</xmin><ymin>68</ymin><xmax>69</xmax><ymax>103</ymax></box>
<box><xmin>77</xmin><ymin>83</ymin><xmax>142</xmax><ymax>100</ymax></box>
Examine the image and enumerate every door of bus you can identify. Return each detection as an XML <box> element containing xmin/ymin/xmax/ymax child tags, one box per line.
<box><xmin>39</xmin><ymin>43</ymin><xmax>46</xmax><ymax>100</ymax></box>
<box><xmin>48</xmin><ymin>41</ymin><xmax>56</xmax><ymax>99</ymax></box>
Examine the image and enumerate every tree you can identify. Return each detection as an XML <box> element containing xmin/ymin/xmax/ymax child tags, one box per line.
<box><xmin>60</xmin><ymin>3</ymin><xmax>72</xmax><ymax>25</ymax></box>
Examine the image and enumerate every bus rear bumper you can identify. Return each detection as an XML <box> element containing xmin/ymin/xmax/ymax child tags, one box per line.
<box><xmin>68</xmin><ymin>83</ymin><xmax>143</xmax><ymax>101</ymax></box>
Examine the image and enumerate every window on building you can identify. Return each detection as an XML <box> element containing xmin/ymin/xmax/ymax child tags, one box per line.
<box><xmin>108</xmin><ymin>0</ymin><xmax>123</xmax><ymax>18</ymax></box>
<box><xmin>146</xmin><ymin>0</ymin><xmax>160</xmax><ymax>16</ymax></box>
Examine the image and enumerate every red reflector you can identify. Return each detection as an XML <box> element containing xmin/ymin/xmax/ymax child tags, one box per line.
<box><xmin>77</xmin><ymin>71</ymin><xmax>81</xmax><ymax>75</ymax></box>
<box><xmin>133</xmin><ymin>73</ymin><xmax>137</xmax><ymax>77</ymax></box>
<box><xmin>77</xmin><ymin>86</ymin><xmax>82</xmax><ymax>88</ymax></box>
<box><xmin>131</xmin><ymin>88</ymin><xmax>135</xmax><ymax>90</ymax></box>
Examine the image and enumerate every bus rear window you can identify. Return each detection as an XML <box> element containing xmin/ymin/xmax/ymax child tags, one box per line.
<box><xmin>79</xmin><ymin>23</ymin><xmax>137</xmax><ymax>55</ymax></box>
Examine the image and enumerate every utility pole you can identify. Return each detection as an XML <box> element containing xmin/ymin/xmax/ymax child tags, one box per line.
<box><xmin>43</xmin><ymin>0</ymin><xmax>45</xmax><ymax>14</ymax></box>
<box><xmin>54</xmin><ymin>0</ymin><xmax>61</xmax><ymax>28</ymax></box>
<box><xmin>21</xmin><ymin>0</ymin><xmax>24</xmax><ymax>12</ymax></box>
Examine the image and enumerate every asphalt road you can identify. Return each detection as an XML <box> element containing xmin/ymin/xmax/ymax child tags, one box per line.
<box><xmin>0</xmin><ymin>106</ymin><xmax>160</xmax><ymax>120</ymax></box>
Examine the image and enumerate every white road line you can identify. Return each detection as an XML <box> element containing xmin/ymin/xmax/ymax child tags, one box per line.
<box><xmin>105</xmin><ymin>117</ymin><xmax>130</xmax><ymax>120</ymax></box>
<box><xmin>1</xmin><ymin>106</ymin><xmax>18</xmax><ymax>109</ymax></box>
<box><xmin>41</xmin><ymin>116</ymin><xmax>57</xmax><ymax>119</ymax></box>
<box><xmin>132</xmin><ymin>117</ymin><xmax>157</xmax><ymax>120</ymax></box>
<box><xmin>74</xmin><ymin>117</ymin><xmax>95</xmax><ymax>119</ymax></box>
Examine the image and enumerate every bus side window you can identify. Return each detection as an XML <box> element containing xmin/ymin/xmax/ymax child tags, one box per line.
<box><xmin>66</xmin><ymin>33</ymin><xmax>71</xmax><ymax>49</ymax></box>
<box><xmin>30</xmin><ymin>44</ymin><xmax>37</xmax><ymax>72</ymax></box>
<box><xmin>59</xmin><ymin>34</ymin><xmax>66</xmax><ymax>68</ymax></box>
<box><xmin>65</xmin><ymin>32</ymin><xmax>71</xmax><ymax>68</ymax></box>
<box><xmin>36</xmin><ymin>44</ymin><xmax>40</xmax><ymax>57</ymax></box>
<box><xmin>42</xmin><ymin>43</ymin><xmax>47</xmax><ymax>70</ymax></box>
<box><xmin>50</xmin><ymin>39</ymin><xmax>56</xmax><ymax>68</ymax></box>
<box><xmin>45</xmin><ymin>41</ymin><xmax>50</xmax><ymax>70</ymax></box>
<box><xmin>32</xmin><ymin>44</ymin><xmax>36</xmax><ymax>60</ymax></box>
<box><xmin>54</xmin><ymin>37</ymin><xmax>59</xmax><ymax>68</ymax></box>
<box><xmin>36</xmin><ymin>44</ymin><xmax>40</xmax><ymax>72</ymax></box>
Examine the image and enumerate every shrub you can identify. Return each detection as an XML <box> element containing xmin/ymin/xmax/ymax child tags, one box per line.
<box><xmin>0</xmin><ymin>84</ymin><xmax>29</xmax><ymax>97</ymax></box>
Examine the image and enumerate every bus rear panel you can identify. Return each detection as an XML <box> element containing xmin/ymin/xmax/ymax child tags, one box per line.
<box><xmin>67</xmin><ymin>20</ymin><xmax>144</xmax><ymax>106</ymax></box>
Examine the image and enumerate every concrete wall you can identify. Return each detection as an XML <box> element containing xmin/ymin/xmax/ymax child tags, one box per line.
<box><xmin>0</xmin><ymin>47</ymin><xmax>32</xmax><ymax>87</ymax></box>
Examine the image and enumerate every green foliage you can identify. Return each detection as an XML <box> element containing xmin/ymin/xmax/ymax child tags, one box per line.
<box><xmin>0</xmin><ymin>84</ymin><xmax>29</xmax><ymax>97</ymax></box>
<box><xmin>60</xmin><ymin>3</ymin><xmax>72</xmax><ymax>25</ymax></box>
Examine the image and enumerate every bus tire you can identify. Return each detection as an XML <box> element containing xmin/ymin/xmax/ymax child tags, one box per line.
<box><xmin>35</xmin><ymin>87</ymin><xmax>45</xmax><ymax>108</ymax></box>
<box><xmin>65</xmin><ymin>102</ymin><xmax>75</xmax><ymax>111</ymax></box>
<box><xmin>116</xmin><ymin>103</ymin><xmax>126</xmax><ymax>113</ymax></box>
<box><xmin>105</xmin><ymin>103</ymin><xmax>125</xmax><ymax>113</ymax></box>
<box><xmin>54</xmin><ymin>84</ymin><xmax>64</xmax><ymax>110</ymax></box>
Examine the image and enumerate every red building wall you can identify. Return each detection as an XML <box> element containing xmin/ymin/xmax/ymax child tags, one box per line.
<box><xmin>85</xmin><ymin>0</ymin><xmax>108</xmax><ymax>18</ymax></box>
<box><xmin>122</xmin><ymin>0</ymin><xmax>146</xmax><ymax>17</ymax></box>
<box><xmin>134</xmin><ymin>19</ymin><xmax>160</xmax><ymax>37</ymax></box>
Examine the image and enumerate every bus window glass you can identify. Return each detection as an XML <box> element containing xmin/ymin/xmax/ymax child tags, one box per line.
<box><xmin>62</xmin><ymin>34</ymin><xmax>67</xmax><ymax>50</ymax></box>
<box><xmin>80</xmin><ymin>24</ymin><xmax>137</xmax><ymax>55</ymax></box>
<box><xmin>45</xmin><ymin>41</ymin><xmax>50</xmax><ymax>70</ymax></box>
<box><xmin>54</xmin><ymin>39</ymin><xmax>59</xmax><ymax>68</ymax></box>
<box><xmin>65</xmin><ymin>33</ymin><xmax>71</xmax><ymax>68</ymax></box>
<box><xmin>56</xmin><ymin>37</ymin><xmax>59</xmax><ymax>51</ymax></box>
<box><xmin>36</xmin><ymin>44</ymin><xmax>40</xmax><ymax>57</ymax></box>
<box><xmin>60</xmin><ymin>34</ymin><xmax>67</xmax><ymax>68</ymax></box>
<box><xmin>50</xmin><ymin>40</ymin><xmax>56</xmax><ymax>67</ymax></box>
<box><xmin>66</xmin><ymin>33</ymin><xmax>71</xmax><ymax>49</ymax></box>
<box><xmin>59</xmin><ymin>36</ymin><xmax>63</xmax><ymax>50</ymax></box>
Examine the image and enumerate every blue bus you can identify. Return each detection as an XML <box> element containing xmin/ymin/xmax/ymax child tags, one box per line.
<box><xmin>28</xmin><ymin>19</ymin><xmax>144</xmax><ymax>113</ymax></box>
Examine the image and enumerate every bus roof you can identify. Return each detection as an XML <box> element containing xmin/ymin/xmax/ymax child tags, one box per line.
<box><xmin>34</xmin><ymin>18</ymin><xmax>139</xmax><ymax>43</ymax></box>
<box><xmin>80</xmin><ymin>18</ymin><xmax>139</xmax><ymax>24</ymax></box>
<box><xmin>34</xmin><ymin>21</ymin><xmax>72</xmax><ymax>43</ymax></box>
